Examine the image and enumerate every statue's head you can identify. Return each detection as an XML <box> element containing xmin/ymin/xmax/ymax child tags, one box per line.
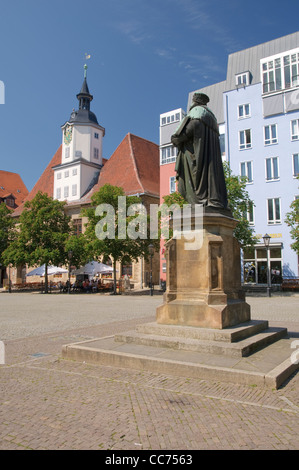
<box><xmin>192</xmin><ymin>93</ymin><xmax>209</xmax><ymax>105</ymax></box>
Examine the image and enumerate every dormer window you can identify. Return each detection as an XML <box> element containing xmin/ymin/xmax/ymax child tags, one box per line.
<box><xmin>235</xmin><ymin>72</ymin><xmax>250</xmax><ymax>87</ymax></box>
<box><xmin>6</xmin><ymin>197</ymin><xmax>14</xmax><ymax>207</ymax></box>
<box><xmin>3</xmin><ymin>194</ymin><xmax>15</xmax><ymax>208</ymax></box>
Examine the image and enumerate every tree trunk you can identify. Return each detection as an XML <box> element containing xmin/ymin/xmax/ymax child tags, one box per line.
<box><xmin>45</xmin><ymin>263</ymin><xmax>48</xmax><ymax>294</ymax></box>
<box><xmin>113</xmin><ymin>258</ymin><xmax>117</xmax><ymax>295</ymax></box>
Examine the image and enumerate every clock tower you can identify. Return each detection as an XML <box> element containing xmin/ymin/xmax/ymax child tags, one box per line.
<box><xmin>53</xmin><ymin>65</ymin><xmax>105</xmax><ymax>202</ymax></box>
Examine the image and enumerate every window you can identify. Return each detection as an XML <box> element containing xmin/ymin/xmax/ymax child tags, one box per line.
<box><xmin>239</xmin><ymin>129</ymin><xmax>252</xmax><ymax>149</ymax></box>
<box><xmin>121</xmin><ymin>264</ymin><xmax>132</xmax><ymax>277</ymax></box>
<box><xmin>243</xmin><ymin>246</ymin><xmax>282</xmax><ymax>284</ymax></box>
<box><xmin>267</xmin><ymin>198</ymin><xmax>281</xmax><ymax>224</ymax></box>
<box><xmin>94</xmin><ymin>148</ymin><xmax>99</xmax><ymax>159</ymax></box>
<box><xmin>219</xmin><ymin>133</ymin><xmax>225</xmax><ymax>156</ymax></box>
<box><xmin>170</xmin><ymin>176</ymin><xmax>176</xmax><ymax>193</ymax></box>
<box><xmin>238</xmin><ymin>104</ymin><xmax>250</xmax><ymax>119</ymax></box>
<box><xmin>243</xmin><ymin>201</ymin><xmax>254</xmax><ymax>225</ymax></box>
<box><xmin>264</xmin><ymin>124</ymin><xmax>278</xmax><ymax>145</ymax></box>
<box><xmin>57</xmin><ymin>172</ymin><xmax>61</xmax><ymax>180</ymax></box>
<box><xmin>72</xmin><ymin>168</ymin><xmax>77</xmax><ymax>176</ymax></box>
<box><xmin>94</xmin><ymin>132</ymin><xmax>99</xmax><ymax>139</ymax></box>
<box><xmin>75</xmin><ymin>150</ymin><xmax>82</xmax><ymax>158</ymax></box>
<box><xmin>160</xmin><ymin>111</ymin><xmax>183</xmax><ymax>126</ymax></box>
<box><xmin>65</xmin><ymin>147</ymin><xmax>70</xmax><ymax>158</ymax></box>
<box><xmin>261</xmin><ymin>48</ymin><xmax>299</xmax><ymax>93</ymax></box>
<box><xmin>236</xmin><ymin>72</ymin><xmax>250</xmax><ymax>86</ymax></box>
<box><xmin>64</xmin><ymin>186</ymin><xmax>69</xmax><ymax>198</ymax></box>
<box><xmin>291</xmin><ymin>119</ymin><xmax>299</xmax><ymax>141</ymax></box>
<box><xmin>73</xmin><ymin>219</ymin><xmax>82</xmax><ymax>236</ymax></box>
<box><xmin>6</xmin><ymin>197</ymin><xmax>14</xmax><ymax>208</ymax></box>
<box><xmin>293</xmin><ymin>153</ymin><xmax>299</xmax><ymax>177</ymax></box>
<box><xmin>64</xmin><ymin>170</ymin><xmax>69</xmax><ymax>178</ymax></box>
<box><xmin>72</xmin><ymin>184</ymin><xmax>77</xmax><ymax>197</ymax></box>
<box><xmin>265</xmin><ymin>157</ymin><xmax>279</xmax><ymax>181</ymax></box>
<box><xmin>56</xmin><ymin>188</ymin><xmax>61</xmax><ymax>199</ymax></box>
<box><xmin>262</xmin><ymin>58</ymin><xmax>282</xmax><ymax>93</ymax></box>
<box><xmin>160</xmin><ymin>145</ymin><xmax>177</xmax><ymax>164</ymax></box>
<box><xmin>240</xmin><ymin>161</ymin><xmax>253</xmax><ymax>183</ymax></box>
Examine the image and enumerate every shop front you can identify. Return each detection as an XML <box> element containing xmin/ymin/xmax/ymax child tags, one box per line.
<box><xmin>243</xmin><ymin>244</ymin><xmax>282</xmax><ymax>285</ymax></box>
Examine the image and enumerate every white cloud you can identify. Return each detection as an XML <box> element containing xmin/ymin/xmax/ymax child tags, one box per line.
<box><xmin>114</xmin><ymin>20</ymin><xmax>153</xmax><ymax>44</ymax></box>
<box><xmin>173</xmin><ymin>0</ymin><xmax>240</xmax><ymax>52</ymax></box>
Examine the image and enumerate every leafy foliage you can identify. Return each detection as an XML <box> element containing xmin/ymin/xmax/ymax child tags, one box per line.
<box><xmin>82</xmin><ymin>184</ymin><xmax>159</xmax><ymax>293</ymax></box>
<box><xmin>223</xmin><ymin>162</ymin><xmax>257</xmax><ymax>248</ymax></box>
<box><xmin>0</xmin><ymin>202</ymin><xmax>16</xmax><ymax>264</ymax></box>
<box><xmin>3</xmin><ymin>192</ymin><xmax>72</xmax><ymax>292</ymax></box>
<box><xmin>162</xmin><ymin>163</ymin><xmax>257</xmax><ymax>249</ymax></box>
<box><xmin>285</xmin><ymin>176</ymin><xmax>299</xmax><ymax>255</ymax></box>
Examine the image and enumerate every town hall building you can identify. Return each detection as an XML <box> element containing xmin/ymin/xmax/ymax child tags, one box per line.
<box><xmin>10</xmin><ymin>66</ymin><xmax>160</xmax><ymax>290</ymax></box>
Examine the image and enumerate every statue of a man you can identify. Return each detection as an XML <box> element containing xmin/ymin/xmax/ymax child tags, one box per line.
<box><xmin>171</xmin><ymin>93</ymin><xmax>228</xmax><ymax>210</ymax></box>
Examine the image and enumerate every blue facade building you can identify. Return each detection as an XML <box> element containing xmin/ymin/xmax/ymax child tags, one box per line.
<box><xmin>160</xmin><ymin>32</ymin><xmax>299</xmax><ymax>284</ymax></box>
<box><xmin>223</xmin><ymin>33</ymin><xmax>299</xmax><ymax>283</ymax></box>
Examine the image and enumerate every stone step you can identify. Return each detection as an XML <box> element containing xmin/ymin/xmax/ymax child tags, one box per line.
<box><xmin>114</xmin><ymin>326</ymin><xmax>288</xmax><ymax>358</ymax></box>
<box><xmin>62</xmin><ymin>332</ymin><xmax>298</xmax><ymax>389</ymax></box>
<box><xmin>136</xmin><ymin>320</ymin><xmax>269</xmax><ymax>343</ymax></box>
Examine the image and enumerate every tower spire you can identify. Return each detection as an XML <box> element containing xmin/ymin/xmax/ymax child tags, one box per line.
<box><xmin>76</xmin><ymin>64</ymin><xmax>93</xmax><ymax>111</ymax></box>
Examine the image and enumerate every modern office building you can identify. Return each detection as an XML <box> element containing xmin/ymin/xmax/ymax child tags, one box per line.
<box><xmin>159</xmin><ymin>31</ymin><xmax>299</xmax><ymax>284</ymax></box>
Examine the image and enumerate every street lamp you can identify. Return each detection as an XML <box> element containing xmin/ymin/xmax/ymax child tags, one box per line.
<box><xmin>68</xmin><ymin>250</ymin><xmax>73</xmax><ymax>294</ymax></box>
<box><xmin>263</xmin><ymin>233</ymin><xmax>271</xmax><ymax>297</ymax></box>
<box><xmin>149</xmin><ymin>244</ymin><xmax>154</xmax><ymax>296</ymax></box>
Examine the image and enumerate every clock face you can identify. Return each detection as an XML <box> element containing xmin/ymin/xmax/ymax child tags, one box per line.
<box><xmin>64</xmin><ymin>125</ymin><xmax>73</xmax><ymax>145</ymax></box>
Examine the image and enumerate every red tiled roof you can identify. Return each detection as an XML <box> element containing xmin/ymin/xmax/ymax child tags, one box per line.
<box><xmin>13</xmin><ymin>146</ymin><xmax>62</xmax><ymax>216</ymax></box>
<box><xmin>0</xmin><ymin>170</ymin><xmax>29</xmax><ymax>209</ymax></box>
<box><xmin>13</xmin><ymin>133</ymin><xmax>159</xmax><ymax>215</ymax></box>
<box><xmin>85</xmin><ymin>133</ymin><xmax>159</xmax><ymax>201</ymax></box>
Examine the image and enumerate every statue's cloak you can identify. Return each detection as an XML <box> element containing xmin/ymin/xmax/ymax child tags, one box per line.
<box><xmin>171</xmin><ymin>105</ymin><xmax>228</xmax><ymax>209</ymax></box>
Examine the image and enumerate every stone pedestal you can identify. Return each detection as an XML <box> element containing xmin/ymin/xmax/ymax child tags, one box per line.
<box><xmin>62</xmin><ymin>206</ymin><xmax>298</xmax><ymax>389</ymax></box>
<box><xmin>156</xmin><ymin>207</ymin><xmax>251</xmax><ymax>329</ymax></box>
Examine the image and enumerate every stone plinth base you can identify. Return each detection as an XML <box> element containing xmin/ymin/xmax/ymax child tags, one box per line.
<box><xmin>61</xmin><ymin>319</ymin><xmax>297</xmax><ymax>389</ymax></box>
<box><xmin>157</xmin><ymin>299</ymin><xmax>251</xmax><ymax>330</ymax></box>
<box><xmin>157</xmin><ymin>208</ymin><xmax>250</xmax><ymax>329</ymax></box>
<box><xmin>114</xmin><ymin>320</ymin><xmax>287</xmax><ymax>358</ymax></box>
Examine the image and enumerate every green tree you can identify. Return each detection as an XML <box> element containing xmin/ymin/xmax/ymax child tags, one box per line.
<box><xmin>223</xmin><ymin>161</ymin><xmax>257</xmax><ymax>249</ymax></box>
<box><xmin>285</xmin><ymin>176</ymin><xmax>299</xmax><ymax>255</ymax></box>
<box><xmin>64</xmin><ymin>233</ymin><xmax>90</xmax><ymax>274</ymax></box>
<box><xmin>82</xmin><ymin>184</ymin><xmax>159</xmax><ymax>294</ymax></box>
<box><xmin>162</xmin><ymin>163</ymin><xmax>257</xmax><ymax>249</ymax></box>
<box><xmin>0</xmin><ymin>202</ymin><xmax>16</xmax><ymax>265</ymax></box>
<box><xmin>3</xmin><ymin>192</ymin><xmax>72</xmax><ymax>293</ymax></box>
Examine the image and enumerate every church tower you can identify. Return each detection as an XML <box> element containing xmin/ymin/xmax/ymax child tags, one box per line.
<box><xmin>53</xmin><ymin>65</ymin><xmax>105</xmax><ymax>202</ymax></box>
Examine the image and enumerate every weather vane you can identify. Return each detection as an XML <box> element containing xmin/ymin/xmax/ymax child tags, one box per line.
<box><xmin>83</xmin><ymin>53</ymin><xmax>91</xmax><ymax>78</ymax></box>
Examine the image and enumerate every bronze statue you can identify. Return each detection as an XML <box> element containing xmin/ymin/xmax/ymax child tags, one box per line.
<box><xmin>171</xmin><ymin>93</ymin><xmax>228</xmax><ymax>210</ymax></box>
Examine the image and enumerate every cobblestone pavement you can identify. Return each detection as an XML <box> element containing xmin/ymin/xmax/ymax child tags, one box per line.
<box><xmin>0</xmin><ymin>292</ymin><xmax>299</xmax><ymax>450</ymax></box>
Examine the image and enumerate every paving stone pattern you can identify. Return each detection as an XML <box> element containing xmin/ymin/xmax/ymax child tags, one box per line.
<box><xmin>0</xmin><ymin>292</ymin><xmax>299</xmax><ymax>450</ymax></box>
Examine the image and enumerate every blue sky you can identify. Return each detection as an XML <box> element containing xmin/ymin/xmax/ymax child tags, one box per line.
<box><xmin>0</xmin><ymin>0</ymin><xmax>298</xmax><ymax>191</ymax></box>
